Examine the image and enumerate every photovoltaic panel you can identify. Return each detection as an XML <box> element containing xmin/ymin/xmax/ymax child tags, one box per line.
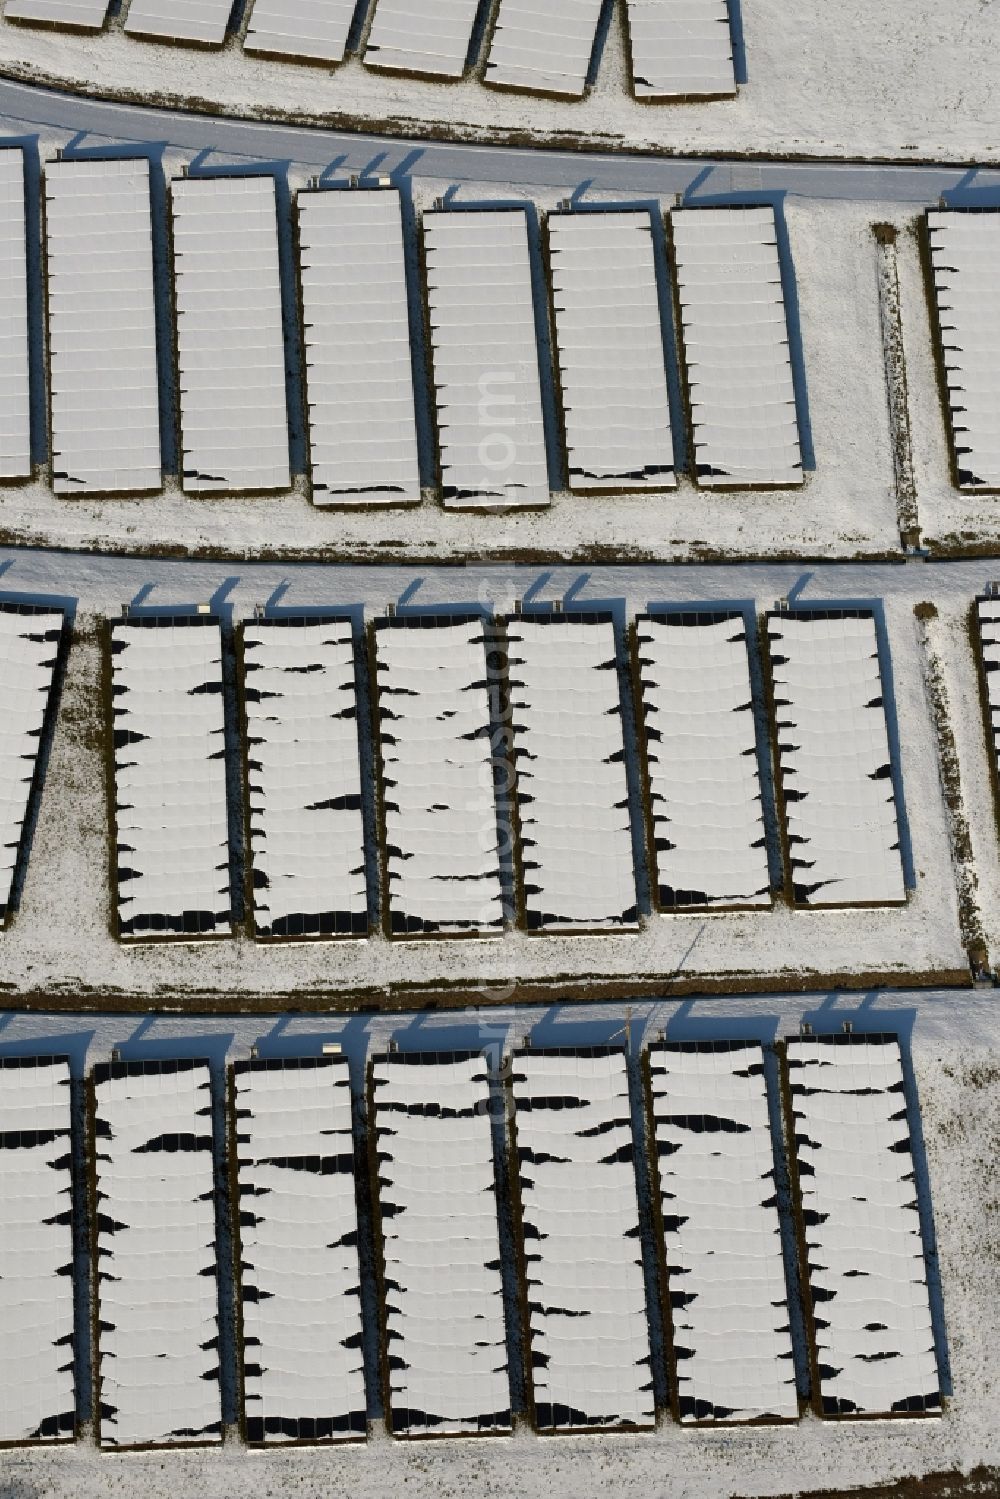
<box><xmin>0</xmin><ymin>148</ymin><xmax>30</xmax><ymax>481</ymax></box>
<box><xmin>370</xmin><ymin>1052</ymin><xmax>511</xmax><ymax>1436</ymax></box>
<box><xmin>364</xmin><ymin>0</ymin><xmax>482</xmax><ymax>78</ymax></box>
<box><xmin>0</xmin><ymin>603</ymin><xmax>63</xmax><ymax>925</ymax></box>
<box><xmin>625</xmin><ymin>0</ymin><xmax>736</xmax><ymax>99</ymax></box>
<box><xmin>485</xmin><ymin>0</ymin><xmax>605</xmax><ymax>97</ymax></box>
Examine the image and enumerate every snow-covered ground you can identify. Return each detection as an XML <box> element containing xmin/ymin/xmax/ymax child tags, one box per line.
<box><xmin>2</xmin><ymin>551</ymin><xmax>999</xmax><ymax>1006</ymax></box>
<box><xmin>0</xmin><ymin>988</ymin><xmax>996</xmax><ymax>1497</ymax></box>
<box><xmin>1</xmin><ymin>0</ymin><xmax>998</xmax><ymax>164</ymax></box>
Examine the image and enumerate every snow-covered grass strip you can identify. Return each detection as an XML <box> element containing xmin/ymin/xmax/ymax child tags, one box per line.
<box><xmin>297</xmin><ymin>189</ymin><xmax>420</xmax><ymax>507</ymax></box>
<box><xmin>171</xmin><ymin>175</ymin><xmax>290</xmax><ymax>494</ymax></box>
<box><xmin>422</xmin><ymin>209</ymin><xmax>550</xmax><ymax>509</ymax></box>
<box><xmin>0</xmin><ymin>149</ymin><xmax>30</xmax><ymax>481</ymax></box>
<box><xmin>785</xmin><ymin>1035</ymin><xmax>941</xmax><ymax>1418</ymax></box>
<box><xmin>373</xmin><ymin>616</ymin><xmax>503</xmax><ymax>936</ymax></box>
<box><xmin>45</xmin><ymin>157</ymin><xmax>160</xmax><ymax>497</ymax></box>
<box><xmin>766</xmin><ymin>608</ymin><xmax>905</xmax><ymax>907</ymax></box>
<box><xmin>4</xmin><ymin>0</ymin><xmax>108</xmax><ymax>29</ymax></box>
<box><xmin>243</xmin><ymin>618</ymin><xmax>366</xmax><ymax>939</ymax></box>
<box><xmin>635</xmin><ymin>611</ymin><xmax>770</xmax><ymax>909</ymax></box>
<box><xmin>244</xmin><ymin>0</ymin><xmax>356</xmax><ymax>62</ymax></box>
<box><xmin>485</xmin><ymin>0</ymin><xmax>605</xmax><ymax>98</ymax></box>
<box><xmin>548</xmin><ymin>211</ymin><xmax>675</xmax><ymax>490</ymax></box>
<box><xmin>364</xmin><ymin>0</ymin><xmax>481</xmax><ymax>78</ymax></box>
<box><xmin>507</xmin><ymin>615</ymin><xmax>637</xmax><ymax>931</ymax></box>
<box><xmin>110</xmin><ymin>617</ymin><xmax>232</xmax><ymax>939</ymax></box>
<box><xmin>234</xmin><ymin>1057</ymin><xmax>366</xmax><ymax>1444</ymax></box>
<box><xmin>670</xmin><ymin>206</ymin><xmax>802</xmax><ymax>488</ymax></box>
<box><xmin>625</xmin><ymin>0</ymin><xmax>736</xmax><ymax>99</ymax></box>
<box><xmin>926</xmin><ymin>209</ymin><xmax>1000</xmax><ymax>490</ymax></box>
<box><xmin>0</xmin><ymin>1057</ymin><xmax>74</xmax><ymax>1445</ymax></box>
<box><xmin>125</xmin><ymin>0</ymin><xmax>231</xmax><ymax>45</ymax></box>
<box><xmin>94</xmin><ymin>1060</ymin><xmax>222</xmax><ymax>1448</ymax></box>
<box><xmin>0</xmin><ymin>603</ymin><xmax>63</xmax><ymax>925</ymax></box>
<box><xmin>511</xmin><ymin>1048</ymin><xmax>654</xmax><ymax>1431</ymax></box>
<box><xmin>647</xmin><ymin>1042</ymin><xmax>796</xmax><ymax>1424</ymax></box>
<box><xmin>370</xmin><ymin>1052</ymin><xmax>510</xmax><ymax>1436</ymax></box>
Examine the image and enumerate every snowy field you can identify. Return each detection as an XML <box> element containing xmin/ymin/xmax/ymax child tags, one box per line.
<box><xmin>0</xmin><ymin>0</ymin><xmax>998</xmax><ymax>164</ymax></box>
<box><xmin>0</xmin><ymin>988</ymin><xmax>996</xmax><ymax>1497</ymax></box>
<box><xmin>3</xmin><ymin>550</ymin><xmax>1000</xmax><ymax>1007</ymax></box>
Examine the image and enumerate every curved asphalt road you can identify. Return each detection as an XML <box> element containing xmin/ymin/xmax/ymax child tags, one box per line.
<box><xmin>2</xmin><ymin>76</ymin><xmax>1000</xmax><ymax>204</ymax></box>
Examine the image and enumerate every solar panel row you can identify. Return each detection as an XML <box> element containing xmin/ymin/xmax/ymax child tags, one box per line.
<box><xmin>23</xmin><ymin>153</ymin><xmax>812</xmax><ymax>502</ymax></box>
<box><xmin>3</xmin><ymin>0</ymin><xmax>738</xmax><ymax>99</ymax></box>
<box><xmin>0</xmin><ymin>1036</ymin><xmax>941</xmax><ymax>1448</ymax></box>
<box><xmin>0</xmin><ymin>602</ymin><xmax>909</xmax><ymax>940</ymax></box>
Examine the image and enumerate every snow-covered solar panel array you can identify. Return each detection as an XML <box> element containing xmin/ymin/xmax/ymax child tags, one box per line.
<box><xmin>625</xmin><ymin>0</ymin><xmax>736</xmax><ymax>99</ymax></box>
<box><xmin>298</xmin><ymin>189</ymin><xmax>420</xmax><ymax>507</ymax></box>
<box><xmin>171</xmin><ymin>176</ymin><xmax>290</xmax><ymax>494</ymax></box>
<box><xmin>125</xmin><ymin>0</ymin><xmax>231</xmax><ymax>45</ymax></box>
<box><xmin>636</xmin><ymin>612</ymin><xmax>770</xmax><ymax>910</ymax></box>
<box><xmin>786</xmin><ymin>1036</ymin><xmax>941</xmax><ymax>1418</ymax></box>
<box><xmin>0</xmin><ymin>604</ymin><xmax>62</xmax><ymax>925</ymax></box>
<box><xmin>45</xmin><ymin>158</ymin><xmax>160</xmax><ymax>497</ymax></box>
<box><xmin>370</xmin><ymin>1053</ymin><xmax>510</xmax><ymax>1436</ymax></box>
<box><xmin>374</xmin><ymin>617</ymin><xmax>503</xmax><ymax>936</ymax></box>
<box><xmin>364</xmin><ymin>0</ymin><xmax>481</xmax><ymax>78</ymax></box>
<box><xmin>0</xmin><ymin>149</ymin><xmax>30</xmax><ymax>481</ymax></box>
<box><xmin>512</xmin><ymin>1049</ymin><xmax>653</xmax><ymax>1432</ymax></box>
<box><xmin>110</xmin><ymin>617</ymin><xmax>232</xmax><ymax>939</ymax></box>
<box><xmin>244</xmin><ymin>0</ymin><xmax>356</xmax><ymax>62</ymax></box>
<box><xmin>234</xmin><ymin>1059</ymin><xmax>366</xmax><ymax>1445</ymax></box>
<box><xmin>485</xmin><ymin>0</ymin><xmax>604</xmax><ymax>97</ymax></box>
<box><xmin>548</xmin><ymin>212</ymin><xmax>675</xmax><ymax>491</ymax></box>
<box><xmin>423</xmin><ymin>210</ymin><xmax>550</xmax><ymax>509</ymax></box>
<box><xmin>926</xmin><ymin>210</ymin><xmax>1000</xmax><ymax>490</ymax></box>
<box><xmin>507</xmin><ymin>615</ymin><xmax>637</xmax><ymax>931</ymax></box>
<box><xmin>648</xmin><ymin>1043</ymin><xmax>796</xmax><ymax>1424</ymax></box>
<box><xmin>671</xmin><ymin>207</ymin><xmax>802</xmax><ymax>488</ymax></box>
<box><xmin>4</xmin><ymin>0</ymin><xmax>108</xmax><ymax>28</ymax></box>
<box><xmin>976</xmin><ymin>597</ymin><xmax>1000</xmax><ymax>786</ymax></box>
<box><xmin>766</xmin><ymin>609</ymin><xmax>905</xmax><ymax>907</ymax></box>
<box><xmin>94</xmin><ymin>1061</ymin><xmax>222</xmax><ymax>1448</ymax></box>
<box><xmin>0</xmin><ymin>1057</ymin><xmax>74</xmax><ymax>1445</ymax></box>
<box><xmin>243</xmin><ymin>619</ymin><xmax>367</xmax><ymax>940</ymax></box>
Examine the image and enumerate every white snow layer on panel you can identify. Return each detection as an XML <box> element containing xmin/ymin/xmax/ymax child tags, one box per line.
<box><xmin>671</xmin><ymin>207</ymin><xmax>802</xmax><ymax>488</ymax></box>
<box><xmin>507</xmin><ymin>617</ymin><xmax>637</xmax><ymax>930</ymax></box>
<box><xmin>648</xmin><ymin>1044</ymin><xmax>797</xmax><ymax>1424</ymax></box>
<box><xmin>926</xmin><ymin>210</ymin><xmax>1000</xmax><ymax>490</ymax></box>
<box><xmin>0</xmin><ymin>150</ymin><xmax>30</xmax><ymax>480</ymax></box>
<box><xmin>371</xmin><ymin>1055</ymin><xmax>510</xmax><ymax>1435</ymax></box>
<box><xmin>298</xmin><ymin>191</ymin><xmax>420</xmax><ymax>507</ymax></box>
<box><xmin>365</xmin><ymin>0</ymin><xmax>481</xmax><ymax>78</ymax></box>
<box><xmin>485</xmin><ymin>0</ymin><xmax>604</xmax><ymax>97</ymax></box>
<box><xmin>512</xmin><ymin>1051</ymin><xmax>653</xmax><ymax>1430</ymax></box>
<box><xmin>423</xmin><ymin>211</ymin><xmax>550</xmax><ymax>509</ymax></box>
<box><xmin>125</xmin><ymin>0</ymin><xmax>231</xmax><ymax>44</ymax></box>
<box><xmin>0</xmin><ymin>1060</ymin><xmax>74</xmax><ymax>1443</ymax></box>
<box><xmin>4</xmin><ymin>0</ymin><xmax>108</xmax><ymax>28</ymax></box>
<box><xmin>636</xmin><ymin>614</ymin><xmax>770</xmax><ymax>908</ymax></box>
<box><xmin>786</xmin><ymin>1038</ymin><xmax>941</xmax><ymax>1417</ymax></box>
<box><xmin>111</xmin><ymin>621</ymin><xmax>232</xmax><ymax>938</ymax></box>
<box><xmin>977</xmin><ymin>599</ymin><xmax>1000</xmax><ymax>772</ymax></box>
<box><xmin>767</xmin><ymin>611</ymin><xmax>905</xmax><ymax>906</ymax></box>
<box><xmin>375</xmin><ymin>619</ymin><xmax>503</xmax><ymax>935</ymax></box>
<box><xmin>95</xmin><ymin>1064</ymin><xmax>222</xmax><ymax>1447</ymax></box>
<box><xmin>548</xmin><ymin>212</ymin><xmax>675</xmax><ymax>490</ymax></box>
<box><xmin>172</xmin><ymin>176</ymin><xmax>290</xmax><ymax>494</ymax></box>
<box><xmin>243</xmin><ymin>620</ymin><xmax>366</xmax><ymax>938</ymax></box>
<box><xmin>0</xmin><ymin>607</ymin><xmax>62</xmax><ymax>920</ymax></box>
<box><xmin>236</xmin><ymin>1061</ymin><xmax>365</xmax><ymax>1443</ymax></box>
<box><xmin>45</xmin><ymin>158</ymin><xmax>161</xmax><ymax>497</ymax></box>
<box><xmin>626</xmin><ymin>0</ymin><xmax>736</xmax><ymax>99</ymax></box>
<box><xmin>244</xmin><ymin>0</ymin><xmax>355</xmax><ymax>61</ymax></box>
